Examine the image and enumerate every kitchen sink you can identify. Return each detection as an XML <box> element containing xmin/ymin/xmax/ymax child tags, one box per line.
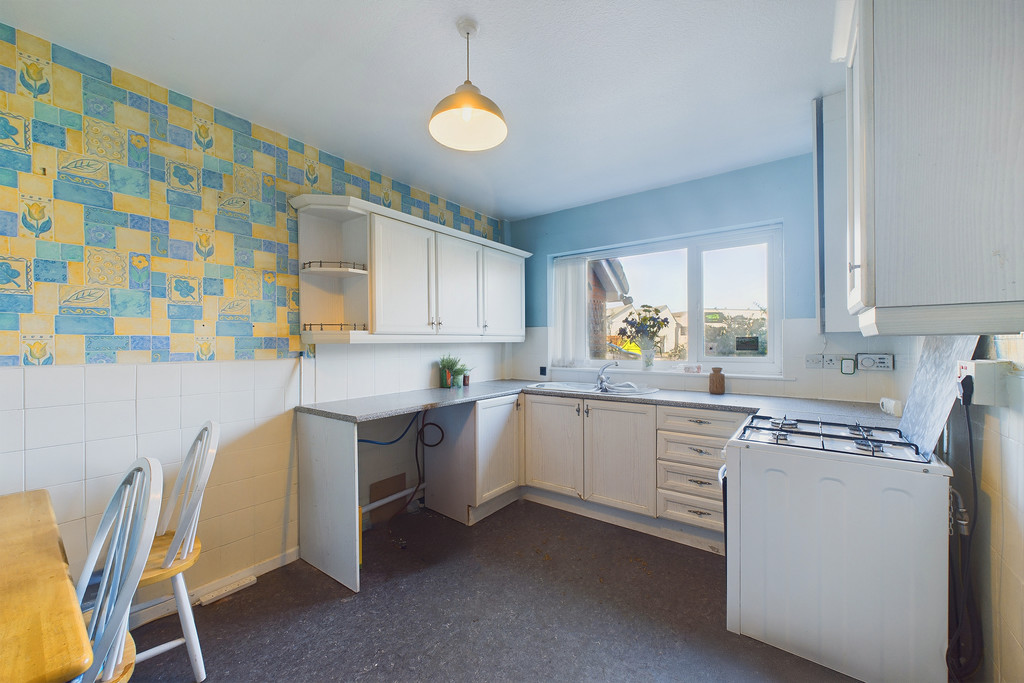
<box><xmin>526</xmin><ymin>381</ymin><xmax>659</xmax><ymax>395</ymax></box>
<box><xmin>527</xmin><ymin>382</ymin><xmax>601</xmax><ymax>392</ymax></box>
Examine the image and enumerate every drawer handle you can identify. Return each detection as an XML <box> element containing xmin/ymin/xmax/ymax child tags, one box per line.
<box><xmin>688</xmin><ymin>418</ymin><xmax>712</xmax><ymax>425</ymax></box>
<box><xmin>688</xmin><ymin>478</ymin><xmax>713</xmax><ymax>487</ymax></box>
<box><xmin>688</xmin><ymin>509</ymin><xmax>712</xmax><ymax>517</ymax></box>
<box><xmin>689</xmin><ymin>447</ymin><xmax>713</xmax><ymax>456</ymax></box>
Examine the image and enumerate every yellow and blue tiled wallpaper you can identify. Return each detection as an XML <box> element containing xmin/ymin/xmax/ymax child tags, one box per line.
<box><xmin>0</xmin><ymin>24</ymin><xmax>503</xmax><ymax>366</ymax></box>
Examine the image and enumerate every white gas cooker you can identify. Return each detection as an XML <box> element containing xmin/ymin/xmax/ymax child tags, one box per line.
<box><xmin>725</xmin><ymin>413</ymin><xmax>951</xmax><ymax>682</ymax></box>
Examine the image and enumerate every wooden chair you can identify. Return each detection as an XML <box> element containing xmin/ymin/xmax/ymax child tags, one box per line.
<box><xmin>134</xmin><ymin>421</ymin><xmax>220</xmax><ymax>682</ymax></box>
<box><xmin>76</xmin><ymin>457</ymin><xmax>163</xmax><ymax>683</ymax></box>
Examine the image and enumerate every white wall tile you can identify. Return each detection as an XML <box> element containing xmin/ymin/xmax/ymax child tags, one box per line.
<box><xmin>24</xmin><ymin>404</ymin><xmax>84</xmax><ymax>449</ymax></box>
<box><xmin>137</xmin><ymin>396</ymin><xmax>180</xmax><ymax>434</ymax></box>
<box><xmin>254</xmin><ymin>388</ymin><xmax>283</xmax><ymax>419</ymax></box>
<box><xmin>181</xmin><ymin>393</ymin><xmax>220</xmax><ymax>429</ymax></box>
<box><xmin>85</xmin><ymin>400</ymin><xmax>137</xmax><ymax>441</ymax></box>
<box><xmin>0</xmin><ymin>450</ymin><xmax>23</xmax><ymax>494</ymax></box>
<box><xmin>85</xmin><ymin>435</ymin><xmax>137</xmax><ymax>479</ymax></box>
<box><xmin>58</xmin><ymin>518</ymin><xmax>88</xmax><ymax>581</ymax></box>
<box><xmin>221</xmin><ymin>390</ymin><xmax>255</xmax><ymax>423</ymax></box>
<box><xmin>220</xmin><ymin>360</ymin><xmax>255</xmax><ymax>392</ymax></box>
<box><xmin>346</xmin><ymin>346</ymin><xmax>375</xmax><ymax>399</ymax></box>
<box><xmin>85</xmin><ymin>365</ymin><xmax>136</xmax><ymax>403</ymax></box>
<box><xmin>0</xmin><ymin>368</ymin><xmax>24</xmax><ymax>410</ymax></box>
<box><xmin>181</xmin><ymin>361</ymin><xmax>220</xmax><ymax>396</ymax></box>
<box><xmin>85</xmin><ymin>472</ymin><xmax>123</xmax><ymax>517</ymax></box>
<box><xmin>24</xmin><ymin>366</ymin><xmax>84</xmax><ymax>408</ymax></box>
<box><xmin>137</xmin><ymin>428</ymin><xmax>183</xmax><ymax>465</ymax></box>
<box><xmin>255</xmin><ymin>358</ymin><xmax>297</xmax><ymax>390</ymax></box>
<box><xmin>136</xmin><ymin>363</ymin><xmax>181</xmax><ymax>399</ymax></box>
<box><xmin>25</xmin><ymin>442</ymin><xmax>84</xmax><ymax>489</ymax></box>
<box><xmin>45</xmin><ymin>481</ymin><xmax>84</xmax><ymax>524</ymax></box>
<box><xmin>0</xmin><ymin>409</ymin><xmax>24</xmax><ymax>453</ymax></box>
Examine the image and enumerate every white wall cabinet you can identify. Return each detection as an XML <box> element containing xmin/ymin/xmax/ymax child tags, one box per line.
<box><xmin>426</xmin><ymin>394</ymin><xmax>522</xmax><ymax>525</ymax></box>
<box><xmin>524</xmin><ymin>394</ymin><xmax>656</xmax><ymax>517</ymax></box>
<box><xmin>291</xmin><ymin>195</ymin><xmax>529</xmax><ymax>344</ymax></box>
<box><xmin>841</xmin><ymin>0</ymin><xmax>1024</xmax><ymax>335</ymax></box>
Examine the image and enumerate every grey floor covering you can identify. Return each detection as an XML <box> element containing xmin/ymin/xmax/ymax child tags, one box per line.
<box><xmin>132</xmin><ymin>500</ymin><xmax>849</xmax><ymax>682</ymax></box>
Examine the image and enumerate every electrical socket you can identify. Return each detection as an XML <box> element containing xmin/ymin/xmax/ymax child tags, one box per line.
<box><xmin>805</xmin><ymin>353</ymin><xmax>823</xmax><ymax>369</ymax></box>
<box><xmin>823</xmin><ymin>354</ymin><xmax>841</xmax><ymax>369</ymax></box>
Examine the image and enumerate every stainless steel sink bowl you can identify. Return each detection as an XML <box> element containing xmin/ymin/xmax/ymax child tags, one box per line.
<box><xmin>526</xmin><ymin>382</ymin><xmax>601</xmax><ymax>393</ymax></box>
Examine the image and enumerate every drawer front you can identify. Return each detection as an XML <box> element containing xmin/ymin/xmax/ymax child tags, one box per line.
<box><xmin>657</xmin><ymin>431</ymin><xmax>727</xmax><ymax>467</ymax></box>
<box><xmin>657</xmin><ymin>405</ymin><xmax>747</xmax><ymax>438</ymax></box>
<box><xmin>657</xmin><ymin>489</ymin><xmax>724</xmax><ymax>532</ymax></box>
<box><xmin>657</xmin><ymin>460</ymin><xmax>721</xmax><ymax>499</ymax></box>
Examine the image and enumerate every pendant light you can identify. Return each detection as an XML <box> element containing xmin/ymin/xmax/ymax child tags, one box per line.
<box><xmin>428</xmin><ymin>18</ymin><xmax>507</xmax><ymax>151</ymax></box>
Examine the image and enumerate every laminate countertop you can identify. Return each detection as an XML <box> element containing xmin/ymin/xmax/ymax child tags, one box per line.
<box><xmin>295</xmin><ymin>379</ymin><xmax>898</xmax><ymax>427</ymax></box>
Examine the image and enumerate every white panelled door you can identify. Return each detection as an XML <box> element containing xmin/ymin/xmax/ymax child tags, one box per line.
<box><xmin>482</xmin><ymin>248</ymin><xmax>525</xmax><ymax>337</ymax></box>
<box><xmin>475</xmin><ymin>394</ymin><xmax>521</xmax><ymax>505</ymax></box>
<box><xmin>371</xmin><ymin>215</ymin><xmax>435</xmax><ymax>334</ymax></box>
<box><xmin>584</xmin><ymin>400</ymin><xmax>656</xmax><ymax>516</ymax></box>
<box><xmin>435</xmin><ymin>233</ymin><xmax>483</xmax><ymax>335</ymax></box>
<box><xmin>525</xmin><ymin>394</ymin><xmax>583</xmax><ymax>497</ymax></box>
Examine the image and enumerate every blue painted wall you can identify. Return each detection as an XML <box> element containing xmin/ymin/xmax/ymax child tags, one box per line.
<box><xmin>511</xmin><ymin>155</ymin><xmax>815</xmax><ymax>328</ymax></box>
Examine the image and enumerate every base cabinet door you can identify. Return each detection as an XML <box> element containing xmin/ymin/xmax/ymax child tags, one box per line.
<box><xmin>584</xmin><ymin>400</ymin><xmax>656</xmax><ymax>516</ymax></box>
<box><xmin>525</xmin><ymin>394</ymin><xmax>583</xmax><ymax>497</ymax></box>
<box><xmin>476</xmin><ymin>394</ymin><xmax>521</xmax><ymax>505</ymax></box>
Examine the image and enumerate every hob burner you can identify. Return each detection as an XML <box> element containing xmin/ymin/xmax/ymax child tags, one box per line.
<box><xmin>854</xmin><ymin>439</ymin><xmax>883</xmax><ymax>452</ymax></box>
<box><xmin>848</xmin><ymin>424</ymin><xmax>874</xmax><ymax>436</ymax></box>
<box><xmin>770</xmin><ymin>418</ymin><xmax>799</xmax><ymax>429</ymax></box>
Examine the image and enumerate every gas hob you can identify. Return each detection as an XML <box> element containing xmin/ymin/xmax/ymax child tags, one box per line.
<box><xmin>736</xmin><ymin>414</ymin><xmax>925</xmax><ymax>463</ymax></box>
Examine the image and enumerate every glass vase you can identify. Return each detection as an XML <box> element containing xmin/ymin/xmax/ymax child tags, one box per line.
<box><xmin>641</xmin><ymin>348</ymin><xmax>655</xmax><ymax>370</ymax></box>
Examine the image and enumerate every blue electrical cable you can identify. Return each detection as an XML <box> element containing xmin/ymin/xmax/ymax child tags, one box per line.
<box><xmin>357</xmin><ymin>411</ymin><xmax>421</xmax><ymax>446</ymax></box>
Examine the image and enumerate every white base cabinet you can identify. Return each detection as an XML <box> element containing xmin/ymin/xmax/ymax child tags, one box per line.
<box><xmin>524</xmin><ymin>395</ymin><xmax>656</xmax><ymax>517</ymax></box>
<box><xmin>425</xmin><ymin>394</ymin><xmax>522</xmax><ymax>525</ymax></box>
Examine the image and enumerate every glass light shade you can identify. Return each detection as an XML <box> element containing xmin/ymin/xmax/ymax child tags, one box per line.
<box><xmin>429</xmin><ymin>81</ymin><xmax>507</xmax><ymax>151</ymax></box>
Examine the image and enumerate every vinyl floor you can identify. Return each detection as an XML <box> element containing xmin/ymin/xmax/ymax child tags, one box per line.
<box><xmin>132</xmin><ymin>500</ymin><xmax>850</xmax><ymax>682</ymax></box>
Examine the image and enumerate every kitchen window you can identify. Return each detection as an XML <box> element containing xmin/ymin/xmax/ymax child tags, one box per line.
<box><xmin>551</xmin><ymin>224</ymin><xmax>783</xmax><ymax>375</ymax></box>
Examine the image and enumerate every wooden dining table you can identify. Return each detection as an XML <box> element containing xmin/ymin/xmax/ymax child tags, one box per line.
<box><xmin>0</xmin><ymin>490</ymin><xmax>93</xmax><ymax>683</ymax></box>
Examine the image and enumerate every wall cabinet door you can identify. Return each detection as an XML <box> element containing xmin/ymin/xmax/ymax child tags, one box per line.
<box><xmin>482</xmin><ymin>249</ymin><xmax>525</xmax><ymax>337</ymax></box>
<box><xmin>843</xmin><ymin>0</ymin><xmax>1024</xmax><ymax>334</ymax></box>
<box><xmin>584</xmin><ymin>400</ymin><xmax>656</xmax><ymax>516</ymax></box>
<box><xmin>475</xmin><ymin>394</ymin><xmax>520</xmax><ymax>505</ymax></box>
<box><xmin>371</xmin><ymin>215</ymin><xmax>435</xmax><ymax>334</ymax></box>
<box><xmin>524</xmin><ymin>394</ymin><xmax>583</xmax><ymax>497</ymax></box>
<box><xmin>435</xmin><ymin>233</ymin><xmax>483</xmax><ymax>335</ymax></box>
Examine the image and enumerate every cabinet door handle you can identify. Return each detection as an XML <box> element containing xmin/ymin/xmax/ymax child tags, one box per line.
<box><xmin>483</xmin><ymin>322</ymin><xmax>489</xmax><ymax>329</ymax></box>
<box><xmin>689</xmin><ymin>446</ymin><xmax>713</xmax><ymax>456</ymax></box>
<box><xmin>584</xmin><ymin>405</ymin><xmax>590</xmax><ymax>417</ymax></box>
<box><xmin>848</xmin><ymin>262</ymin><xmax>861</xmax><ymax>273</ymax></box>
<box><xmin>688</xmin><ymin>509</ymin><xmax>712</xmax><ymax>517</ymax></box>
<box><xmin>437</xmin><ymin>318</ymin><xmax>443</xmax><ymax>327</ymax></box>
<box><xmin>688</xmin><ymin>478</ymin><xmax>713</xmax><ymax>487</ymax></box>
<box><xmin>688</xmin><ymin>418</ymin><xmax>711</xmax><ymax>425</ymax></box>
<box><xmin>429</xmin><ymin>316</ymin><xmax>435</xmax><ymax>328</ymax></box>
<box><xmin>576</xmin><ymin>404</ymin><xmax>581</xmax><ymax>416</ymax></box>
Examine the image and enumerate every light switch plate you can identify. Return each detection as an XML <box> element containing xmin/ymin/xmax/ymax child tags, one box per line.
<box><xmin>841</xmin><ymin>358</ymin><xmax>856</xmax><ymax>374</ymax></box>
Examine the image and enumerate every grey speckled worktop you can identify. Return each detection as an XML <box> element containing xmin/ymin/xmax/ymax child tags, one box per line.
<box><xmin>296</xmin><ymin>379</ymin><xmax>898</xmax><ymax>427</ymax></box>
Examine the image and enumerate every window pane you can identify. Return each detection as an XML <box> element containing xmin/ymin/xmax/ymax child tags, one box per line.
<box><xmin>587</xmin><ymin>250</ymin><xmax>687</xmax><ymax>361</ymax></box>
<box><xmin>702</xmin><ymin>243</ymin><xmax>768</xmax><ymax>357</ymax></box>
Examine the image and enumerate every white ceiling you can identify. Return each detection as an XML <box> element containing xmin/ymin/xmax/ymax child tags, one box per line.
<box><xmin>4</xmin><ymin>1</ymin><xmax>845</xmax><ymax>221</ymax></box>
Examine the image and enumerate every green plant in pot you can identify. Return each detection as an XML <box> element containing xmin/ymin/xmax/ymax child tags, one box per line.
<box><xmin>438</xmin><ymin>354</ymin><xmax>470</xmax><ymax>388</ymax></box>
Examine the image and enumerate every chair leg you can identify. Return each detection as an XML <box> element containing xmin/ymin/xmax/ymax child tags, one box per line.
<box><xmin>172</xmin><ymin>572</ymin><xmax>206</xmax><ymax>682</ymax></box>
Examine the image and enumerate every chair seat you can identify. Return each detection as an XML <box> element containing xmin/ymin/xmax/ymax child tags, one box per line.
<box><xmin>138</xmin><ymin>533</ymin><xmax>202</xmax><ymax>588</ymax></box>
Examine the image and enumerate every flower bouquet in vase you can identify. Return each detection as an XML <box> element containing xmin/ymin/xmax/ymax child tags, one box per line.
<box><xmin>618</xmin><ymin>305</ymin><xmax>669</xmax><ymax>370</ymax></box>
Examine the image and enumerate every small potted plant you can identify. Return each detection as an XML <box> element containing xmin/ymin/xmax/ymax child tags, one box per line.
<box><xmin>438</xmin><ymin>354</ymin><xmax>470</xmax><ymax>388</ymax></box>
<box><xmin>618</xmin><ymin>305</ymin><xmax>670</xmax><ymax>370</ymax></box>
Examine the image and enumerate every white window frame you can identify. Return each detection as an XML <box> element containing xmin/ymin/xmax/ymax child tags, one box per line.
<box><xmin>551</xmin><ymin>222</ymin><xmax>784</xmax><ymax>376</ymax></box>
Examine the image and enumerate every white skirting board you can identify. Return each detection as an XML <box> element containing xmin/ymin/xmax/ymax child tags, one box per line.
<box><xmin>129</xmin><ymin>547</ymin><xmax>299</xmax><ymax>628</ymax></box>
<box><xmin>522</xmin><ymin>489</ymin><xmax>725</xmax><ymax>556</ymax></box>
